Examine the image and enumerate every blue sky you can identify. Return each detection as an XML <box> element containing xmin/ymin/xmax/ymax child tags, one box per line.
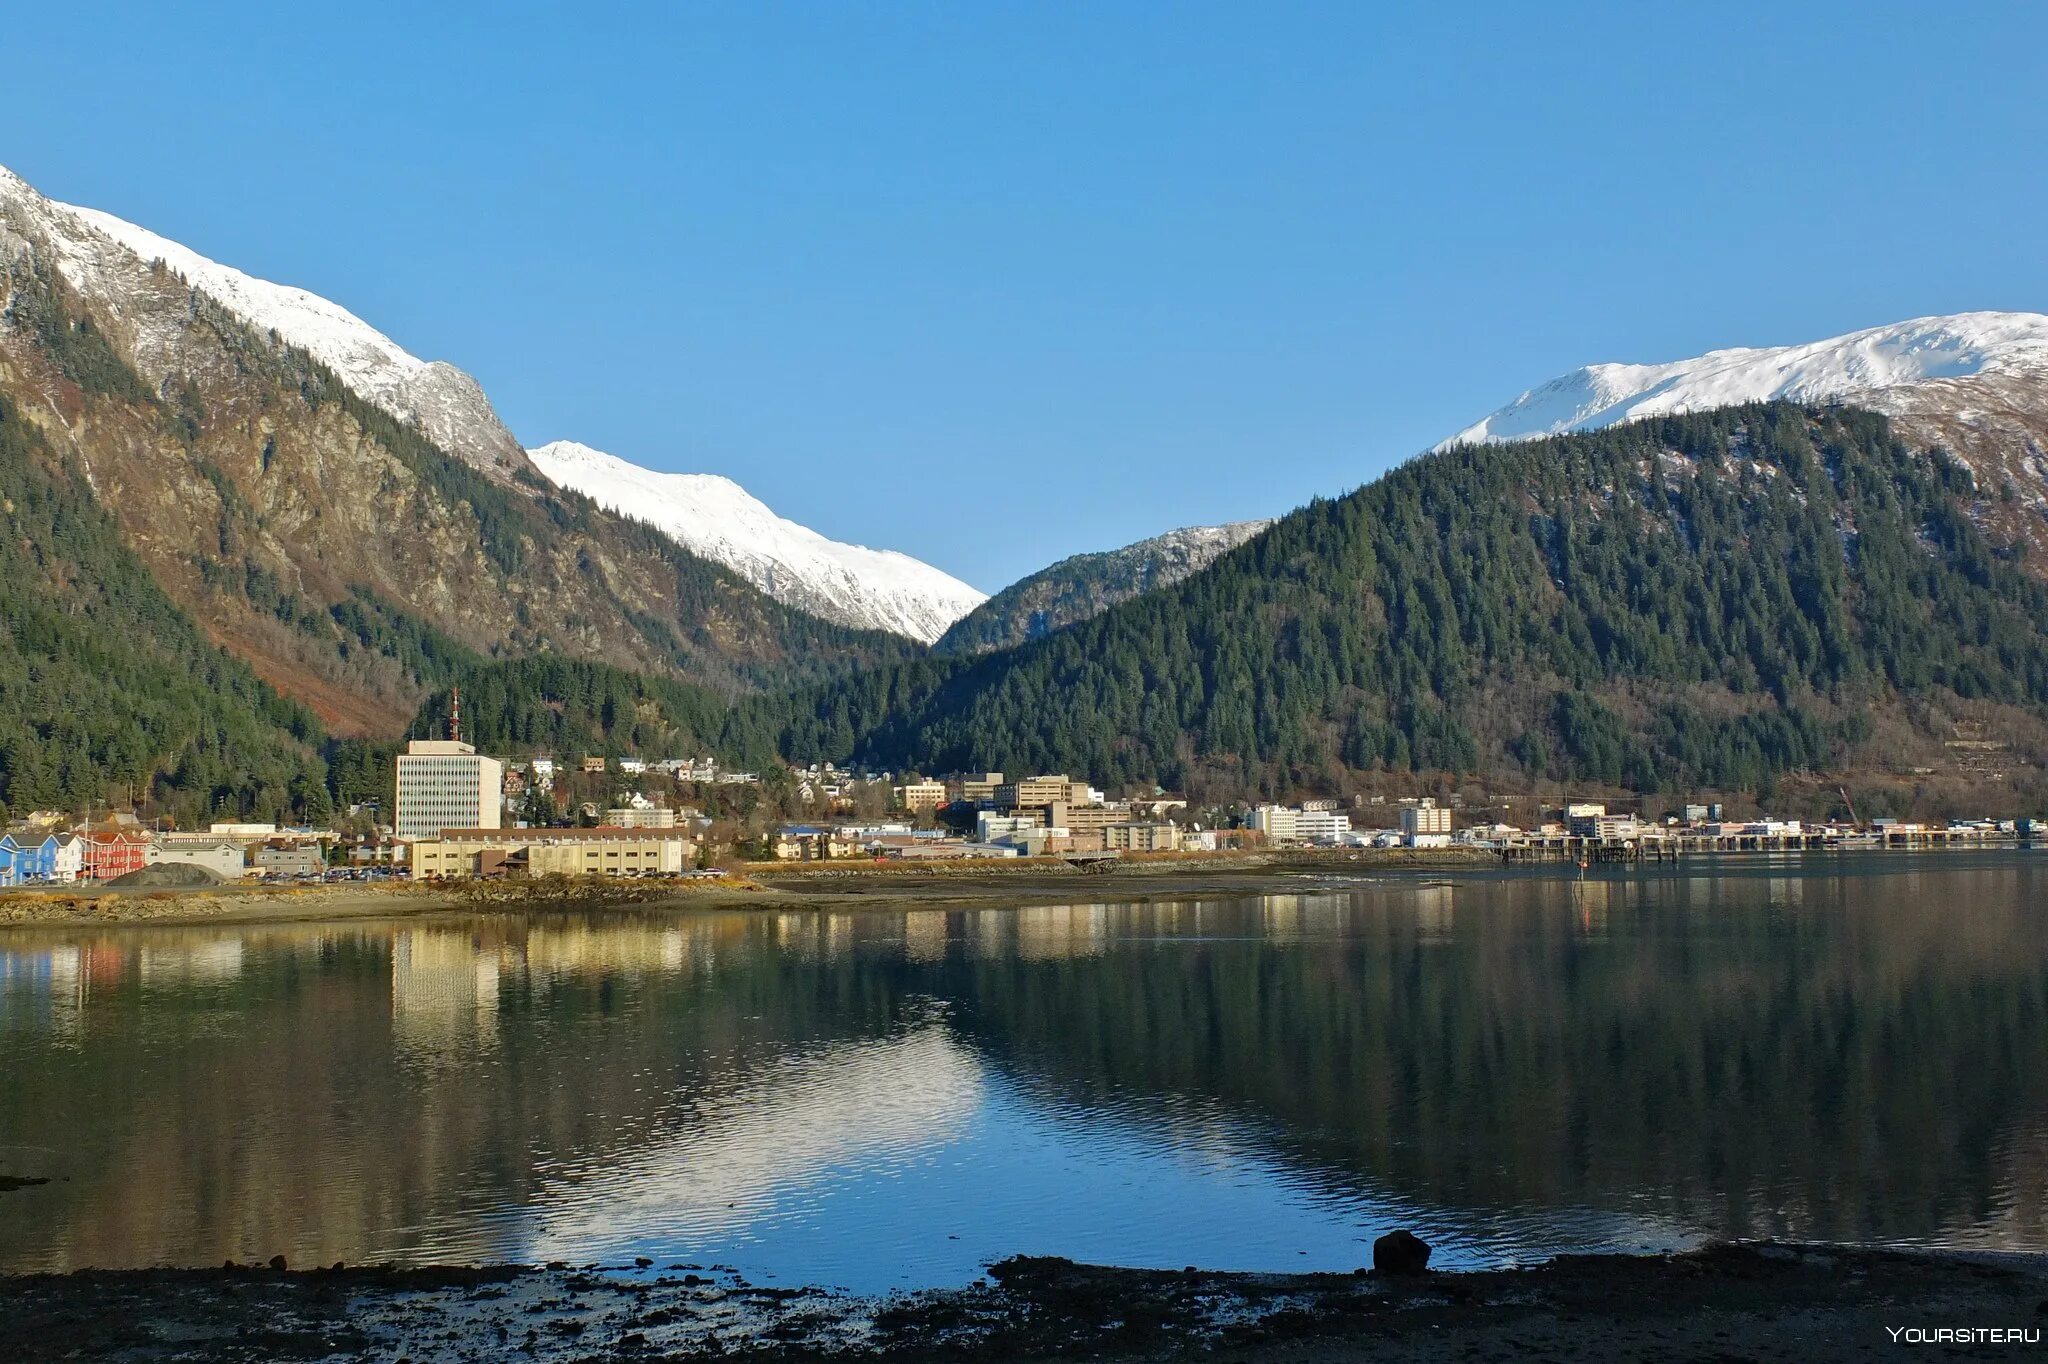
<box><xmin>8</xmin><ymin>2</ymin><xmax>2047</xmax><ymax>590</ymax></box>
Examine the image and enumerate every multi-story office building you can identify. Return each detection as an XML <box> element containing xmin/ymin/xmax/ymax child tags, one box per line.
<box><xmin>995</xmin><ymin>775</ymin><xmax>1078</xmax><ymax>812</ymax></box>
<box><xmin>395</xmin><ymin>740</ymin><xmax>503</xmax><ymax>840</ymax></box>
<box><xmin>1400</xmin><ymin>800</ymin><xmax>1453</xmax><ymax>837</ymax></box>
<box><xmin>894</xmin><ymin>780</ymin><xmax>948</xmax><ymax>814</ymax></box>
<box><xmin>956</xmin><ymin>772</ymin><xmax>1005</xmax><ymax>805</ymax></box>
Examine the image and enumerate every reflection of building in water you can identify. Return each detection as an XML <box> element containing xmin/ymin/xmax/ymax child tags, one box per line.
<box><xmin>1766</xmin><ymin>877</ymin><xmax>1805</xmax><ymax>908</ymax></box>
<box><xmin>138</xmin><ymin>938</ymin><xmax>245</xmax><ymax>986</ymax></box>
<box><xmin>973</xmin><ymin>903</ymin><xmax>1109</xmax><ymax>961</ymax></box>
<box><xmin>1259</xmin><ymin>895</ymin><xmax>1307</xmax><ymax>940</ymax></box>
<box><xmin>518</xmin><ymin>923</ymin><xmax>692</xmax><ymax>980</ymax></box>
<box><xmin>1413</xmin><ymin>885</ymin><xmax>1454</xmax><ymax>938</ymax></box>
<box><xmin>0</xmin><ymin>944</ymin><xmax>83</xmax><ymax>1035</ymax></box>
<box><xmin>902</xmin><ymin>910</ymin><xmax>951</xmax><ymax>962</ymax></box>
<box><xmin>391</xmin><ymin>930</ymin><xmax>501</xmax><ymax>1059</ymax></box>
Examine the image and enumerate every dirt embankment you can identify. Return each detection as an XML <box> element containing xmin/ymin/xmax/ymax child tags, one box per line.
<box><xmin>0</xmin><ymin>849</ymin><xmax>1493</xmax><ymax>931</ymax></box>
<box><xmin>2</xmin><ymin>1243</ymin><xmax>2041</xmax><ymax>1362</ymax></box>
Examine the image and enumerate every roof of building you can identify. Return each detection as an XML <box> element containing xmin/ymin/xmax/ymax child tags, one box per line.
<box><xmin>420</xmin><ymin>827</ymin><xmax>695</xmax><ymax>842</ymax></box>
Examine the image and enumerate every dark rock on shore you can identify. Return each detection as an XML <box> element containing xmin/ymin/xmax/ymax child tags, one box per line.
<box><xmin>1373</xmin><ymin>1228</ymin><xmax>1431</xmax><ymax>1276</ymax></box>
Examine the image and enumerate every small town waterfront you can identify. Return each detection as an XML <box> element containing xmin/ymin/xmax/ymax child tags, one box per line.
<box><xmin>1</xmin><ymin>852</ymin><xmax>2043</xmax><ymax>1294</ymax></box>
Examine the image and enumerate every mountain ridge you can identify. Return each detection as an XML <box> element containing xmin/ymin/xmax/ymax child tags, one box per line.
<box><xmin>934</xmin><ymin>520</ymin><xmax>1272</xmax><ymax>654</ymax></box>
<box><xmin>0</xmin><ymin>162</ymin><xmax>915</xmax><ymax>744</ymax></box>
<box><xmin>3</xmin><ymin>163</ymin><xmax>979</xmax><ymax>643</ymax></box>
<box><xmin>529</xmin><ymin>439</ymin><xmax>984</xmax><ymax>644</ymax></box>
<box><xmin>1442</xmin><ymin>311</ymin><xmax>2048</xmax><ymax>448</ymax></box>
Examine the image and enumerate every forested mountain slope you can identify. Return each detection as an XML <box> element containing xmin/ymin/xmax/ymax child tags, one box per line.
<box><xmin>748</xmin><ymin>406</ymin><xmax>2048</xmax><ymax>804</ymax></box>
<box><xmin>934</xmin><ymin>520</ymin><xmax>1272</xmax><ymax>655</ymax></box>
<box><xmin>0</xmin><ymin>393</ymin><xmax>329</xmax><ymax>823</ymax></box>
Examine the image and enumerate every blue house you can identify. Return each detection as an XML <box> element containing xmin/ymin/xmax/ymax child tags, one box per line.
<box><xmin>0</xmin><ymin>834</ymin><xmax>59</xmax><ymax>884</ymax></box>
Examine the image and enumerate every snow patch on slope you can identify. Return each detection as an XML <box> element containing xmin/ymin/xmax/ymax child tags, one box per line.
<box><xmin>530</xmin><ymin>440</ymin><xmax>986</xmax><ymax>643</ymax></box>
<box><xmin>1442</xmin><ymin>312</ymin><xmax>2048</xmax><ymax>448</ymax></box>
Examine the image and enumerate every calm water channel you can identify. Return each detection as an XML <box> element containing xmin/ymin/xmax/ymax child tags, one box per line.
<box><xmin>2</xmin><ymin>853</ymin><xmax>2044</xmax><ymax>1292</ymax></box>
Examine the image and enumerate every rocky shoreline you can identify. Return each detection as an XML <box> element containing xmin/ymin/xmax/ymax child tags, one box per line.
<box><xmin>3</xmin><ymin>1243</ymin><xmax>2042</xmax><ymax>1362</ymax></box>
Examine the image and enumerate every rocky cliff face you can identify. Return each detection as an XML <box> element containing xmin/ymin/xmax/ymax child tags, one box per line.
<box><xmin>0</xmin><ymin>169</ymin><xmax>907</xmax><ymax>737</ymax></box>
<box><xmin>934</xmin><ymin>520</ymin><xmax>1272</xmax><ymax>654</ymax></box>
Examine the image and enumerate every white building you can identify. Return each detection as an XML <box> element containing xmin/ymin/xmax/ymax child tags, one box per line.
<box><xmin>1248</xmin><ymin>805</ymin><xmax>1300</xmax><ymax>842</ymax></box>
<box><xmin>1296</xmin><ymin>809</ymin><xmax>1353</xmax><ymax>843</ymax></box>
<box><xmin>146</xmin><ymin>837</ymin><xmax>247</xmax><ymax>880</ymax></box>
<box><xmin>1248</xmin><ymin>805</ymin><xmax>1350</xmax><ymax>844</ymax></box>
<box><xmin>395</xmin><ymin>740</ymin><xmax>504</xmax><ymax>841</ymax></box>
<box><xmin>977</xmin><ymin>812</ymin><xmax>1047</xmax><ymax>842</ymax></box>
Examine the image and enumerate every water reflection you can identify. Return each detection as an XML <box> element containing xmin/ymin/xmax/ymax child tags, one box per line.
<box><xmin>0</xmin><ymin>853</ymin><xmax>2044</xmax><ymax>1288</ymax></box>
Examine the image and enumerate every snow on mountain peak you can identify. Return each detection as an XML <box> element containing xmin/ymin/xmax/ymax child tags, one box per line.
<box><xmin>0</xmin><ymin>163</ymin><xmax>531</xmax><ymax>480</ymax></box>
<box><xmin>529</xmin><ymin>440</ymin><xmax>987</xmax><ymax>644</ymax></box>
<box><xmin>1441</xmin><ymin>311</ymin><xmax>2048</xmax><ymax>448</ymax></box>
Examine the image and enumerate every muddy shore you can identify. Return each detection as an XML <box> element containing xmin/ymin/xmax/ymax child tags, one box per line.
<box><xmin>0</xmin><ymin>849</ymin><xmax>1493</xmax><ymax>930</ymax></box>
<box><xmin>3</xmin><ymin>1243</ymin><xmax>2041</xmax><ymax>1362</ymax></box>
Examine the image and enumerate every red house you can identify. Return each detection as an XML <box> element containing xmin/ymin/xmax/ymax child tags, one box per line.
<box><xmin>81</xmin><ymin>830</ymin><xmax>150</xmax><ymax>881</ymax></box>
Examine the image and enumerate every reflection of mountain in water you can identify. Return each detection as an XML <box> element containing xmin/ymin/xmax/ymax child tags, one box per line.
<box><xmin>1</xmin><ymin>857</ymin><xmax>2045</xmax><ymax>1273</ymax></box>
<box><xmin>923</xmin><ymin>866</ymin><xmax>2048</xmax><ymax>1250</ymax></box>
<box><xmin>522</xmin><ymin>1026</ymin><xmax>984</xmax><ymax>1261</ymax></box>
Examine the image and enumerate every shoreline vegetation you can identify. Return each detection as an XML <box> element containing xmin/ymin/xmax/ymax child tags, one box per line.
<box><xmin>0</xmin><ymin>843</ymin><xmax>2032</xmax><ymax>931</ymax></box>
<box><xmin>3</xmin><ymin>1242</ymin><xmax>2042</xmax><ymax>1362</ymax></box>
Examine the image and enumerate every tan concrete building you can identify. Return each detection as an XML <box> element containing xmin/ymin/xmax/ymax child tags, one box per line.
<box><xmin>1105</xmin><ymin>823</ymin><xmax>1182</xmax><ymax>852</ymax></box>
<box><xmin>996</xmin><ymin>775</ymin><xmax>1078</xmax><ymax>812</ymax></box>
<box><xmin>1400</xmin><ymin>800</ymin><xmax>1453</xmax><ymax>837</ymax></box>
<box><xmin>409</xmin><ymin>828</ymin><xmax>696</xmax><ymax>879</ymax></box>
<box><xmin>395</xmin><ymin>740</ymin><xmax>503</xmax><ymax>840</ymax></box>
<box><xmin>894</xmin><ymin>781</ymin><xmax>948</xmax><ymax>815</ymax></box>
<box><xmin>1055</xmin><ymin>803</ymin><xmax>1130</xmax><ymax>833</ymax></box>
<box><xmin>956</xmin><ymin>772</ymin><xmax>1005</xmax><ymax>804</ymax></box>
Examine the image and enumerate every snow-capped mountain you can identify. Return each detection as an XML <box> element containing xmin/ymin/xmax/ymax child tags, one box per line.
<box><xmin>2</xmin><ymin>162</ymin><xmax>984</xmax><ymax>642</ymax></box>
<box><xmin>530</xmin><ymin>440</ymin><xmax>985</xmax><ymax>644</ymax></box>
<box><xmin>1441</xmin><ymin>311</ymin><xmax>2048</xmax><ymax>448</ymax></box>
<box><xmin>934</xmin><ymin>519</ymin><xmax>1271</xmax><ymax>654</ymax></box>
<box><xmin>0</xmin><ymin>166</ymin><xmax>531</xmax><ymax>481</ymax></box>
